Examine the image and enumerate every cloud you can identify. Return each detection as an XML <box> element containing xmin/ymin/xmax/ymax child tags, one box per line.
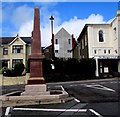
<box><xmin>39</xmin><ymin>2</ymin><xmax>60</xmax><ymax>28</ymax></box>
<box><xmin>57</xmin><ymin>14</ymin><xmax>105</xmax><ymax>38</ymax></box>
<box><xmin>18</xmin><ymin>20</ymin><xmax>33</xmax><ymax>37</ymax></box>
<box><xmin>11</xmin><ymin>4</ymin><xmax>34</xmax><ymax>27</ymax></box>
<box><xmin>18</xmin><ymin>13</ymin><xmax>108</xmax><ymax>47</ymax></box>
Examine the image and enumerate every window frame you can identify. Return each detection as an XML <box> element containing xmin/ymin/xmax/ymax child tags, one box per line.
<box><xmin>104</xmin><ymin>49</ymin><xmax>107</xmax><ymax>54</ymax></box>
<box><xmin>12</xmin><ymin>59</ymin><xmax>23</xmax><ymax>68</ymax></box>
<box><xmin>55</xmin><ymin>39</ymin><xmax>58</xmax><ymax>45</ymax></box>
<box><xmin>12</xmin><ymin>45</ymin><xmax>23</xmax><ymax>53</ymax></box>
<box><xmin>3</xmin><ymin>48</ymin><xmax>8</xmax><ymax>55</ymax></box>
<box><xmin>99</xmin><ymin>30</ymin><xmax>104</xmax><ymax>42</ymax></box>
<box><xmin>55</xmin><ymin>50</ymin><xmax>58</xmax><ymax>53</ymax></box>
<box><xmin>68</xmin><ymin>39</ymin><xmax>71</xmax><ymax>45</ymax></box>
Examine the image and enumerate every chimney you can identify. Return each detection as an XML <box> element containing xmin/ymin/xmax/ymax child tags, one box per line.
<box><xmin>117</xmin><ymin>1</ymin><xmax>120</xmax><ymax>17</ymax></box>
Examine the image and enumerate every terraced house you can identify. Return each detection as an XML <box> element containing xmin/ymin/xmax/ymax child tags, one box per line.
<box><xmin>73</xmin><ymin>9</ymin><xmax>120</xmax><ymax>77</ymax></box>
<box><xmin>0</xmin><ymin>34</ymin><xmax>32</xmax><ymax>70</ymax></box>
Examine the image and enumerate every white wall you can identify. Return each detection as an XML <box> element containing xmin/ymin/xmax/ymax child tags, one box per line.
<box><xmin>54</xmin><ymin>28</ymin><xmax>72</xmax><ymax>59</ymax></box>
<box><xmin>88</xmin><ymin>24</ymin><xmax>116</xmax><ymax>58</ymax></box>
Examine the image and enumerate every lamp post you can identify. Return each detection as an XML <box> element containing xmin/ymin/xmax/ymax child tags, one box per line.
<box><xmin>49</xmin><ymin>16</ymin><xmax>55</xmax><ymax>60</ymax></box>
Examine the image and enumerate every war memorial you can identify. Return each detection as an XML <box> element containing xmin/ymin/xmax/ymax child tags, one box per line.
<box><xmin>0</xmin><ymin>6</ymin><xmax>69</xmax><ymax>107</ymax></box>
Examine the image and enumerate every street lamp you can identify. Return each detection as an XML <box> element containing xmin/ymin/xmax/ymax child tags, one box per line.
<box><xmin>49</xmin><ymin>16</ymin><xmax>55</xmax><ymax>60</ymax></box>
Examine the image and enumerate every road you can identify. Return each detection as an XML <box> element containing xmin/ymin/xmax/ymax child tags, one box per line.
<box><xmin>1</xmin><ymin>78</ymin><xmax>120</xmax><ymax>117</ymax></box>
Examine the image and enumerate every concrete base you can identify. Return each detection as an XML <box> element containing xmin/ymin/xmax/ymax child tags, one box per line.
<box><xmin>21</xmin><ymin>84</ymin><xmax>49</xmax><ymax>96</ymax></box>
<box><xmin>0</xmin><ymin>84</ymin><xmax>69</xmax><ymax>107</ymax></box>
<box><xmin>0</xmin><ymin>90</ymin><xmax>69</xmax><ymax>107</ymax></box>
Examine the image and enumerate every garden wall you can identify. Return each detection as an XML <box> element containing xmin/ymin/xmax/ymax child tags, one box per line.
<box><xmin>0</xmin><ymin>73</ymin><xmax>30</xmax><ymax>86</ymax></box>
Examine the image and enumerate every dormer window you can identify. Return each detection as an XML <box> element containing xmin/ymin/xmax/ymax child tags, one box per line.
<box><xmin>99</xmin><ymin>30</ymin><xmax>104</xmax><ymax>42</ymax></box>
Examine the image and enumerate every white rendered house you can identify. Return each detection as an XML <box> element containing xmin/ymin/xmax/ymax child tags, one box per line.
<box><xmin>54</xmin><ymin>28</ymin><xmax>73</xmax><ymax>59</ymax></box>
<box><xmin>73</xmin><ymin>10</ymin><xmax>120</xmax><ymax>77</ymax></box>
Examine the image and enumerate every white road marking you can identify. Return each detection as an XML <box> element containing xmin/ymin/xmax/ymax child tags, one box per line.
<box><xmin>74</xmin><ymin>98</ymin><xmax>80</xmax><ymax>103</ymax></box>
<box><xmin>99</xmin><ymin>82</ymin><xmax>106</xmax><ymax>84</ymax></box>
<box><xmin>85</xmin><ymin>84</ymin><xmax>115</xmax><ymax>92</ymax></box>
<box><xmin>60</xmin><ymin>86</ymin><xmax>65</xmax><ymax>91</ymax></box>
<box><xmin>13</xmin><ymin>108</ymin><xmax>103</xmax><ymax>116</ymax></box>
<box><xmin>55</xmin><ymin>85</ymin><xmax>65</xmax><ymax>91</ymax></box>
<box><xmin>110</xmin><ymin>81</ymin><xmax>117</xmax><ymax>84</ymax></box>
<box><xmin>5</xmin><ymin>107</ymin><xmax>12</xmax><ymax>116</ymax></box>
<box><xmin>14</xmin><ymin>108</ymin><xmax>87</xmax><ymax>112</ymax></box>
<box><xmin>89</xmin><ymin>109</ymin><xmax>103</xmax><ymax>117</ymax></box>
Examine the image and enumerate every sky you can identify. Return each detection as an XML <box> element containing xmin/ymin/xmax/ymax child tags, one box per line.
<box><xmin>1</xmin><ymin>2</ymin><xmax>118</xmax><ymax>47</ymax></box>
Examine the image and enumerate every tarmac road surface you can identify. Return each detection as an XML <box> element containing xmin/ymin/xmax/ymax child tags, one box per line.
<box><xmin>2</xmin><ymin>77</ymin><xmax>120</xmax><ymax>117</ymax></box>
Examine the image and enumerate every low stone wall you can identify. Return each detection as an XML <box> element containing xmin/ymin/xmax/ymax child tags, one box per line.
<box><xmin>0</xmin><ymin>73</ymin><xmax>30</xmax><ymax>86</ymax></box>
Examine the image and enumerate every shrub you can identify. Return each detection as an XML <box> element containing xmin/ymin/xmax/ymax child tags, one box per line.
<box><xmin>26</xmin><ymin>60</ymin><xmax>30</xmax><ymax>73</ymax></box>
<box><xmin>1</xmin><ymin>67</ymin><xmax>12</xmax><ymax>76</ymax></box>
<box><xmin>14</xmin><ymin>62</ymin><xmax>25</xmax><ymax>76</ymax></box>
<box><xmin>43</xmin><ymin>59</ymin><xmax>52</xmax><ymax>75</ymax></box>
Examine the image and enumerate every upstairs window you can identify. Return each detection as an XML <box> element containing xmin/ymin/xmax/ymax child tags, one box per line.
<box><xmin>3</xmin><ymin>48</ymin><xmax>8</xmax><ymax>55</ymax></box>
<box><xmin>55</xmin><ymin>39</ymin><xmax>58</xmax><ymax>44</ymax></box>
<box><xmin>114</xmin><ymin>27</ymin><xmax>117</xmax><ymax>39</ymax></box>
<box><xmin>68</xmin><ymin>39</ymin><xmax>71</xmax><ymax>44</ymax></box>
<box><xmin>99</xmin><ymin>30</ymin><xmax>104</xmax><ymax>42</ymax></box>
<box><xmin>12</xmin><ymin>45</ymin><xmax>23</xmax><ymax>53</ymax></box>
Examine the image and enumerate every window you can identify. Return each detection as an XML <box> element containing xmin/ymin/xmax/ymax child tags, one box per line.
<box><xmin>55</xmin><ymin>50</ymin><xmax>58</xmax><ymax>53</ymax></box>
<box><xmin>2</xmin><ymin>60</ymin><xmax>8</xmax><ymax>67</ymax></box>
<box><xmin>99</xmin><ymin>30</ymin><xmax>104</xmax><ymax>42</ymax></box>
<box><xmin>114</xmin><ymin>27</ymin><xmax>117</xmax><ymax>39</ymax></box>
<box><xmin>55</xmin><ymin>39</ymin><xmax>58</xmax><ymax>44</ymax></box>
<box><xmin>108</xmin><ymin>50</ymin><xmax>111</xmax><ymax>54</ymax></box>
<box><xmin>104</xmin><ymin>49</ymin><xmax>106</xmax><ymax>54</ymax></box>
<box><xmin>12</xmin><ymin>45</ymin><xmax>23</xmax><ymax>53</ymax></box>
<box><xmin>68</xmin><ymin>39</ymin><xmax>71</xmax><ymax>44</ymax></box>
<box><xmin>3</xmin><ymin>48</ymin><xmax>8</xmax><ymax>55</ymax></box>
<box><xmin>85</xmin><ymin>35</ymin><xmax>87</xmax><ymax>46</ymax></box>
<box><xmin>12</xmin><ymin>59</ymin><xmax>23</xmax><ymax>68</ymax></box>
<box><xmin>67</xmin><ymin>50</ymin><xmax>71</xmax><ymax>53</ymax></box>
<box><xmin>94</xmin><ymin>49</ymin><xmax>97</xmax><ymax>54</ymax></box>
<box><xmin>82</xmin><ymin>39</ymin><xmax>84</xmax><ymax>49</ymax></box>
<box><xmin>115</xmin><ymin>50</ymin><xmax>117</xmax><ymax>54</ymax></box>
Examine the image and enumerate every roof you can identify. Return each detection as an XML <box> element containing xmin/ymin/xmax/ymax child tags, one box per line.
<box><xmin>55</xmin><ymin>27</ymin><xmax>71</xmax><ymax>37</ymax></box>
<box><xmin>0</xmin><ymin>37</ymin><xmax>32</xmax><ymax>45</ymax></box>
<box><xmin>44</xmin><ymin>45</ymin><xmax>52</xmax><ymax>50</ymax></box>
